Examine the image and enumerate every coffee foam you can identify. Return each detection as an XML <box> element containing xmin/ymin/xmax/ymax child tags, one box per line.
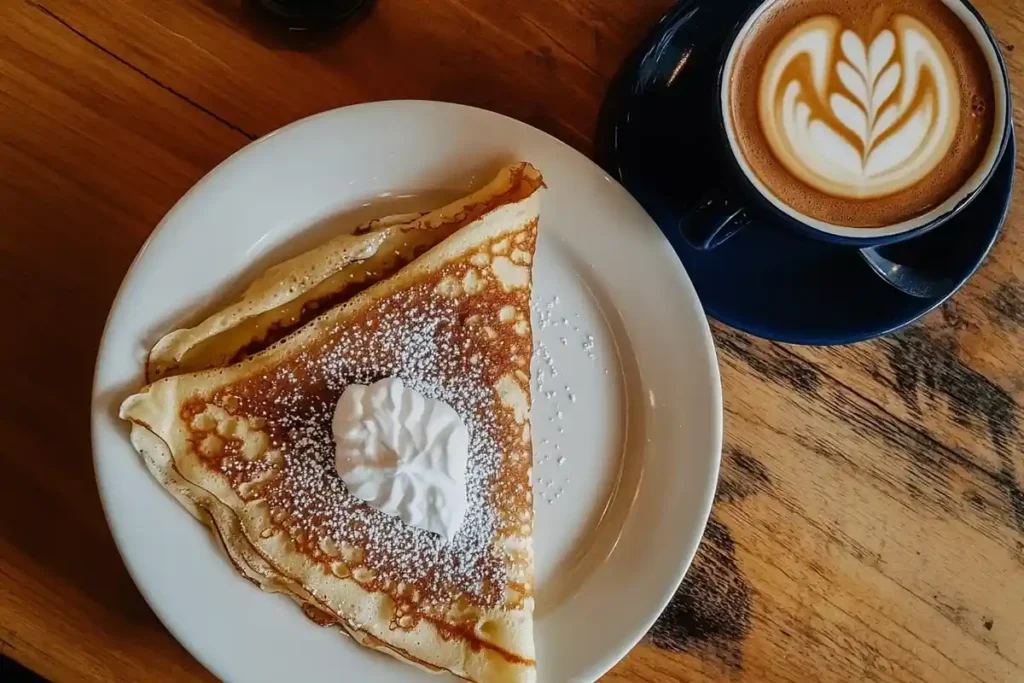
<box><xmin>727</xmin><ymin>0</ymin><xmax>996</xmax><ymax>228</ymax></box>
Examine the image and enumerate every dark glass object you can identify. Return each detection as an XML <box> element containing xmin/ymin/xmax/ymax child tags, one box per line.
<box><xmin>250</xmin><ymin>0</ymin><xmax>373</xmax><ymax>30</ymax></box>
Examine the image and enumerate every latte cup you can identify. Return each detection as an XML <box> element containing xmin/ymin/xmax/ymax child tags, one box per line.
<box><xmin>682</xmin><ymin>0</ymin><xmax>1011</xmax><ymax>250</ymax></box>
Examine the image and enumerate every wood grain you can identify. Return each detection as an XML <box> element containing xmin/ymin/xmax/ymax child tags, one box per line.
<box><xmin>1</xmin><ymin>0</ymin><xmax>1022</xmax><ymax>680</ymax></box>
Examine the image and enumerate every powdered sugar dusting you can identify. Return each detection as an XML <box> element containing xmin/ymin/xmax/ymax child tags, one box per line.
<box><xmin>219</xmin><ymin>272</ymin><xmax>525</xmax><ymax>606</ymax></box>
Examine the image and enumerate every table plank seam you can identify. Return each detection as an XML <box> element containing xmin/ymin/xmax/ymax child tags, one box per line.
<box><xmin>27</xmin><ymin>0</ymin><xmax>257</xmax><ymax>142</ymax></box>
<box><xmin>518</xmin><ymin>12</ymin><xmax>604</xmax><ymax>81</ymax></box>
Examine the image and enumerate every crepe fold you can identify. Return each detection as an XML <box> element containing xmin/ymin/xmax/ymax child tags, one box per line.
<box><xmin>121</xmin><ymin>163</ymin><xmax>543</xmax><ymax>683</ymax></box>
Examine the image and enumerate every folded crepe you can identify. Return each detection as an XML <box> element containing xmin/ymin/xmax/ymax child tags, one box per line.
<box><xmin>121</xmin><ymin>163</ymin><xmax>543</xmax><ymax>682</ymax></box>
<box><xmin>147</xmin><ymin>163</ymin><xmax>543</xmax><ymax>382</ymax></box>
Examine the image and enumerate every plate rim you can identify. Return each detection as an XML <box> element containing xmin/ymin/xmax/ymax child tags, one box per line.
<box><xmin>91</xmin><ymin>100</ymin><xmax>723</xmax><ymax>682</ymax></box>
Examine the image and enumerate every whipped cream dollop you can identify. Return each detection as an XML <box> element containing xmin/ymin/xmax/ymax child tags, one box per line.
<box><xmin>332</xmin><ymin>377</ymin><xmax>470</xmax><ymax>541</ymax></box>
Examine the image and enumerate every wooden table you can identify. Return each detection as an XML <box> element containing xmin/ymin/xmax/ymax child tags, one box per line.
<box><xmin>1</xmin><ymin>0</ymin><xmax>1022</xmax><ymax>680</ymax></box>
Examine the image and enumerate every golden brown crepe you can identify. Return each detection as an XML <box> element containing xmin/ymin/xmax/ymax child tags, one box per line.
<box><xmin>121</xmin><ymin>164</ymin><xmax>543</xmax><ymax>682</ymax></box>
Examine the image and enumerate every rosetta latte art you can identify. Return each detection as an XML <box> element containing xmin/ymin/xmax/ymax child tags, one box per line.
<box><xmin>759</xmin><ymin>14</ymin><xmax>960</xmax><ymax>199</ymax></box>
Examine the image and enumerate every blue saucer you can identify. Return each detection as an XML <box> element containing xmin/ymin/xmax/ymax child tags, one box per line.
<box><xmin>597</xmin><ymin>0</ymin><xmax>1015</xmax><ymax>345</ymax></box>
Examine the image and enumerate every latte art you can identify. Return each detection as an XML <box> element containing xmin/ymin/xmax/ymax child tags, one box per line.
<box><xmin>760</xmin><ymin>15</ymin><xmax>959</xmax><ymax>199</ymax></box>
<box><xmin>726</xmin><ymin>0</ymin><xmax>998</xmax><ymax>229</ymax></box>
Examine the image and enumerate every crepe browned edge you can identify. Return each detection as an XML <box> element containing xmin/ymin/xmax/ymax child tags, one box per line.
<box><xmin>147</xmin><ymin>163</ymin><xmax>544</xmax><ymax>382</ymax></box>
<box><xmin>122</xmin><ymin>188</ymin><xmax>542</xmax><ymax>682</ymax></box>
<box><xmin>130</xmin><ymin>424</ymin><xmax>461</xmax><ymax>680</ymax></box>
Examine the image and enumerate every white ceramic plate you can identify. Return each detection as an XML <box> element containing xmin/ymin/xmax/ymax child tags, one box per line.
<box><xmin>92</xmin><ymin>101</ymin><xmax>722</xmax><ymax>683</ymax></box>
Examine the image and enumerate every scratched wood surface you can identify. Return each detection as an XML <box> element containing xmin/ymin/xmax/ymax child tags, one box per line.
<box><xmin>0</xmin><ymin>0</ymin><xmax>1022</xmax><ymax>680</ymax></box>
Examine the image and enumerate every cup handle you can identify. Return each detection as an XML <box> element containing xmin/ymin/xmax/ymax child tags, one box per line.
<box><xmin>678</xmin><ymin>190</ymin><xmax>751</xmax><ymax>250</ymax></box>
